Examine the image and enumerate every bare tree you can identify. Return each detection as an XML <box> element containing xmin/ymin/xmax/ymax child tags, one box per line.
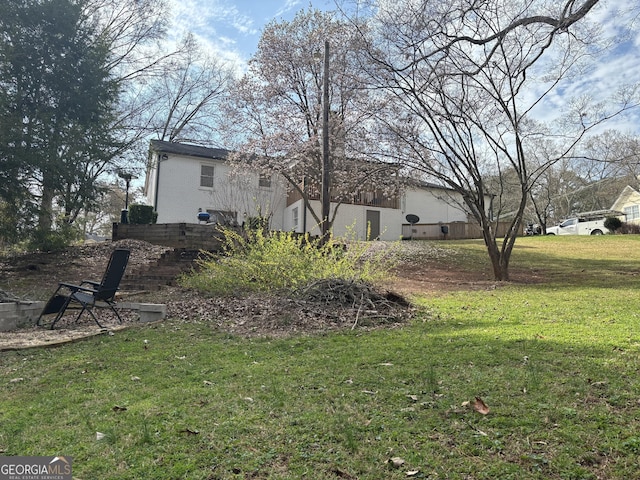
<box><xmin>85</xmin><ymin>0</ymin><xmax>170</xmax><ymax>81</ymax></box>
<box><xmin>527</xmin><ymin>131</ymin><xmax>640</xmax><ymax>230</ymax></box>
<box><xmin>350</xmin><ymin>0</ymin><xmax>639</xmax><ymax>280</ymax></box>
<box><xmin>143</xmin><ymin>34</ymin><xmax>234</xmax><ymax>145</ymax></box>
<box><xmin>578</xmin><ymin>130</ymin><xmax>640</xmax><ymax>184</ymax></box>
<box><xmin>55</xmin><ymin>0</ymin><xmax>181</xmax><ymax>231</ymax></box>
<box><xmin>224</xmin><ymin>8</ymin><xmax>399</xmax><ymax>238</ymax></box>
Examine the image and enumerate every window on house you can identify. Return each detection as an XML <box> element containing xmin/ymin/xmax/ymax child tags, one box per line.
<box><xmin>624</xmin><ymin>205</ymin><xmax>640</xmax><ymax>221</ymax></box>
<box><xmin>200</xmin><ymin>165</ymin><xmax>214</xmax><ymax>188</ymax></box>
<box><xmin>292</xmin><ymin>207</ymin><xmax>299</xmax><ymax>227</ymax></box>
<box><xmin>259</xmin><ymin>173</ymin><xmax>272</xmax><ymax>188</ymax></box>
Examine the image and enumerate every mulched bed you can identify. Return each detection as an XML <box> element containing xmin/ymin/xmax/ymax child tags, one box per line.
<box><xmin>164</xmin><ymin>280</ymin><xmax>414</xmax><ymax>338</ymax></box>
<box><xmin>0</xmin><ymin>240</ymin><xmax>416</xmax><ymax>349</ymax></box>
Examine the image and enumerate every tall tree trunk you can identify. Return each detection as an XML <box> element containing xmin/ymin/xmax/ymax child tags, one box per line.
<box><xmin>485</xmin><ymin>238</ymin><xmax>507</xmax><ymax>281</ymax></box>
<box><xmin>38</xmin><ymin>181</ymin><xmax>55</xmax><ymax>235</ymax></box>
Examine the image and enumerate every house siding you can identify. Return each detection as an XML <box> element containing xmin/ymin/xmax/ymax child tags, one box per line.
<box><xmin>146</xmin><ymin>141</ymin><xmax>487</xmax><ymax>241</ymax></box>
<box><xmin>282</xmin><ymin>186</ymin><xmax>473</xmax><ymax>241</ymax></box>
<box><xmin>611</xmin><ymin>186</ymin><xmax>640</xmax><ymax>224</ymax></box>
<box><xmin>402</xmin><ymin>188</ymin><xmax>469</xmax><ymax>224</ymax></box>
<box><xmin>148</xmin><ymin>152</ymin><xmax>287</xmax><ymax>229</ymax></box>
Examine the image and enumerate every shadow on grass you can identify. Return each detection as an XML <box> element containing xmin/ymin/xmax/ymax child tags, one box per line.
<box><xmin>2</xmin><ymin>317</ymin><xmax>639</xmax><ymax>479</ymax></box>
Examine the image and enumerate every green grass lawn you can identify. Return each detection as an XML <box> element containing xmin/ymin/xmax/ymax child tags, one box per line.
<box><xmin>2</xmin><ymin>236</ymin><xmax>640</xmax><ymax>479</ymax></box>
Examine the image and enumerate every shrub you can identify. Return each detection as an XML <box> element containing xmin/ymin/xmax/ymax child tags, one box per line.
<box><xmin>28</xmin><ymin>224</ymin><xmax>81</xmax><ymax>252</ymax></box>
<box><xmin>245</xmin><ymin>215</ymin><xmax>269</xmax><ymax>232</ymax></box>
<box><xmin>128</xmin><ymin>204</ymin><xmax>157</xmax><ymax>224</ymax></box>
<box><xmin>604</xmin><ymin>216</ymin><xmax>623</xmax><ymax>233</ymax></box>
<box><xmin>618</xmin><ymin>222</ymin><xmax>640</xmax><ymax>234</ymax></box>
<box><xmin>179</xmin><ymin>228</ymin><xmax>397</xmax><ymax>296</ymax></box>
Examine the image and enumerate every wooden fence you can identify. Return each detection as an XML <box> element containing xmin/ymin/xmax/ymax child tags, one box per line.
<box><xmin>401</xmin><ymin>221</ymin><xmax>512</xmax><ymax>240</ymax></box>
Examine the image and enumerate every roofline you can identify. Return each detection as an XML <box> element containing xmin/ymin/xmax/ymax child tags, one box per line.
<box><xmin>406</xmin><ymin>178</ymin><xmax>454</xmax><ymax>192</ymax></box>
<box><xmin>149</xmin><ymin>140</ymin><xmax>231</xmax><ymax>160</ymax></box>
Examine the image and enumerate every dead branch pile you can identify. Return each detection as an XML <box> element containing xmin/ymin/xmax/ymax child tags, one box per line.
<box><xmin>161</xmin><ymin>277</ymin><xmax>413</xmax><ymax>338</ymax></box>
<box><xmin>0</xmin><ymin>289</ymin><xmax>21</xmax><ymax>303</ymax></box>
<box><xmin>295</xmin><ymin>278</ymin><xmax>408</xmax><ymax>309</ymax></box>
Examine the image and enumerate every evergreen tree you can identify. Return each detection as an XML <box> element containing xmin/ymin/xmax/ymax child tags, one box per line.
<box><xmin>0</xmin><ymin>0</ymin><xmax>120</xmax><ymax>247</ymax></box>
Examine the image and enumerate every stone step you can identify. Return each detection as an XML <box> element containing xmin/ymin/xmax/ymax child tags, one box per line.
<box><xmin>120</xmin><ymin>248</ymin><xmax>205</xmax><ymax>291</ymax></box>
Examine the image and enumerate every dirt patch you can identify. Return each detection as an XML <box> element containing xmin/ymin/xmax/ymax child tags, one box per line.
<box><xmin>390</xmin><ymin>260</ymin><xmax>496</xmax><ymax>294</ymax></box>
<box><xmin>0</xmin><ymin>240</ymin><xmax>517</xmax><ymax>350</ymax></box>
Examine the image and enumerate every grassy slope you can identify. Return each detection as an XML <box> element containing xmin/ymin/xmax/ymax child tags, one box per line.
<box><xmin>2</xmin><ymin>236</ymin><xmax>640</xmax><ymax>479</ymax></box>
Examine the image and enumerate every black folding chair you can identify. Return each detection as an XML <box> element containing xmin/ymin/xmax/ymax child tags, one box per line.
<box><xmin>37</xmin><ymin>248</ymin><xmax>130</xmax><ymax>329</ymax></box>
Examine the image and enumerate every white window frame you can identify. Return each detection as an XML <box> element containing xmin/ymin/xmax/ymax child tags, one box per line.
<box><xmin>259</xmin><ymin>173</ymin><xmax>272</xmax><ymax>188</ymax></box>
<box><xmin>200</xmin><ymin>164</ymin><xmax>214</xmax><ymax>188</ymax></box>
<box><xmin>624</xmin><ymin>205</ymin><xmax>640</xmax><ymax>221</ymax></box>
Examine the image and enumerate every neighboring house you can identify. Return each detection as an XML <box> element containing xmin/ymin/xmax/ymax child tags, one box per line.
<box><xmin>144</xmin><ymin>140</ymin><xmax>484</xmax><ymax>241</ymax></box>
<box><xmin>611</xmin><ymin>185</ymin><xmax>640</xmax><ymax>224</ymax></box>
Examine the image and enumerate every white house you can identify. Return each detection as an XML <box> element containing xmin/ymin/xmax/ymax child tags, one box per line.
<box><xmin>144</xmin><ymin>140</ymin><xmax>483</xmax><ymax>241</ymax></box>
<box><xmin>144</xmin><ymin>140</ymin><xmax>288</xmax><ymax>229</ymax></box>
<box><xmin>611</xmin><ymin>185</ymin><xmax>640</xmax><ymax>224</ymax></box>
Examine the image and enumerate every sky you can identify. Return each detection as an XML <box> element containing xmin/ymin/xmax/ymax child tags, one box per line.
<box><xmin>167</xmin><ymin>0</ymin><xmax>640</xmax><ymax>134</ymax></box>
<box><xmin>169</xmin><ymin>0</ymin><xmax>335</xmax><ymax>68</ymax></box>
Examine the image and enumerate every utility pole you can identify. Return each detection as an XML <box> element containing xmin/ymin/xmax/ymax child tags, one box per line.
<box><xmin>321</xmin><ymin>40</ymin><xmax>331</xmax><ymax>241</ymax></box>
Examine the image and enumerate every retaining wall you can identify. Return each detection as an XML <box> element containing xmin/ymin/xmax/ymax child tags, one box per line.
<box><xmin>0</xmin><ymin>301</ymin><xmax>45</xmax><ymax>331</ymax></box>
<box><xmin>112</xmin><ymin>223</ymin><xmax>231</xmax><ymax>250</ymax></box>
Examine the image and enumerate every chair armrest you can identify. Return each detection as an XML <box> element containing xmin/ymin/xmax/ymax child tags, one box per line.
<box><xmin>59</xmin><ymin>282</ymin><xmax>98</xmax><ymax>294</ymax></box>
<box><xmin>81</xmin><ymin>280</ymin><xmax>101</xmax><ymax>288</ymax></box>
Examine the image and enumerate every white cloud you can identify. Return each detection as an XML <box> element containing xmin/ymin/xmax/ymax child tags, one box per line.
<box><xmin>274</xmin><ymin>0</ymin><xmax>303</xmax><ymax>18</ymax></box>
<box><xmin>167</xmin><ymin>0</ymin><xmax>263</xmax><ymax>69</ymax></box>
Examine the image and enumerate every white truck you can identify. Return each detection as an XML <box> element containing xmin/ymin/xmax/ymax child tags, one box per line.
<box><xmin>545</xmin><ymin>210</ymin><xmax>622</xmax><ymax>236</ymax></box>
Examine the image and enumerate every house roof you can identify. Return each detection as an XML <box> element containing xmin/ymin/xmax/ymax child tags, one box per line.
<box><xmin>407</xmin><ymin>178</ymin><xmax>459</xmax><ymax>193</ymax></box>
<box><xmin>611</xmin><ymin>185</ymin><xmax>640</xmax><ymax>211</ymax></box>
<box><xmin>149</xmin><ymin>140</ymin><xmax>230</xmax><ymax>160</ymax></box>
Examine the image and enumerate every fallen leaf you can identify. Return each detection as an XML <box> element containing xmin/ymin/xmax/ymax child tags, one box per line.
<box><xmin>9</xmin><ymin>378</ymin><xmax>24</xmax><ymax>383</ymax></box>
<box><xmin>203</xmin><ymin>380</ymin><xmax>213</xmax><ymax>386</ymax></box>
<box><xmin>406</xmin><ymin>470</ymin><xmax>420</xmax><ymax>477</ymax></box>
<box><xmin>179</xmin><ymin>428</ymin><xmax>199</xmax><ymax>435</ymax></box>
<box><xmin>112</xmin><ymin>405</ymin><xmax>127</xmax><ymax>412</ymax></box>
<box><xmin>96</xmin><ymin>432</ymin><xmax>105</xmax><ymax>441</ymax></box>
<box><xmin>406</xmin><ymin>395</ymin><xmax>418</xmax><ymax>402</ymax></box>
<box><xmin>589</xmin><ymin>380</ymin><xmax>608</xmax><ymax>388</ymax></box>
<box><xmin>388</xmin><ymin>457</ymin><xmax>405</xmax><ymax>468</ymax></box>
<box><xmin>131</xmin><ymin>376</ymin><xmax>141</xmax><ymax>382</ymax></box>
<box><xmin>331</xmin><ymin>467</ymin><xmax>356</xmax><ymax>479</ymax></box>
<box><xmin>472</xmin><ymin>397</ymin><xmax>490</xmax><ymax>415</ymax></box>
